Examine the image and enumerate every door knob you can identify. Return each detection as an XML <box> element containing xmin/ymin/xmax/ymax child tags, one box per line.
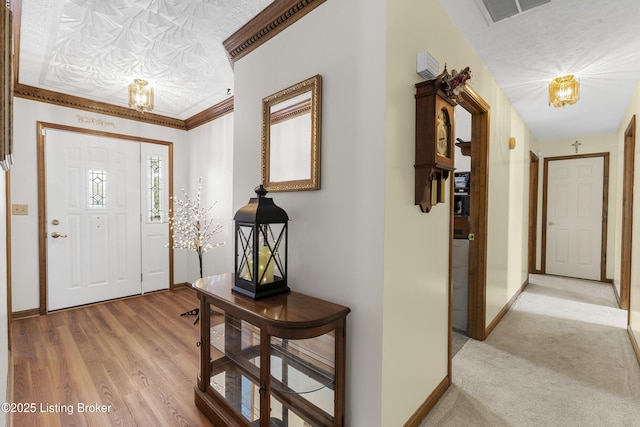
<box><xmin>51</xmin><ymin>231</ymin><xmax>68</xmax><ymax>238</ymax></box>
<box><xmin>549</xmin><ymin>221</ymin><xmax>555</xmax><ymax>225</ymax></box>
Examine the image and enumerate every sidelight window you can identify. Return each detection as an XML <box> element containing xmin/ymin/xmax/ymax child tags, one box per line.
<box><xmin>147</xmin><ymin>155</ymin><xmax>163</xmax><ymax>222</ymax></box>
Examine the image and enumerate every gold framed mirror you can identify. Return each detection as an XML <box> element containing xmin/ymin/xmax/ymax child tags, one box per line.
<box><xmin>262</xmin><ymin>74</ymin><xmax>321</xmax><ymax>192</ymax></box>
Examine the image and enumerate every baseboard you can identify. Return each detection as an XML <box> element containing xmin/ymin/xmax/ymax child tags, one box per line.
<box><xmin>11</xmin><ymin>308</ymin><xmax>40</xmax><ymax>320</ymax></box>
<box><xmin>172</xmin><ymin>282</ymin><xmax>191</xmax><ymax>289</ymax></box>
<box><xmin>403</xmin><ymin>375</ymin><xmax>450</xmax><ymax>427</ymax></box>
<box><xmin>629</xmin><ymin>325</ymin><xmax>640</xmax><ymax>368</ymax></box>
<box><xmin>485</xmin><ymin>278</ymin><xmax>529</xmax><ymax>338</ymax></box>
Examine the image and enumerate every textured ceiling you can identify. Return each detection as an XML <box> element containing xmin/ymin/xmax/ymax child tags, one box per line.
<box><xmin>439</xmin><ymin>0</ymin><xmax>640</xmax><ymax>141</ymax></box>
<box><xmin>18</xmin><ymin>0</ymin><xmax>274</xmax><ymax>119</ymax></box>
<box><xmin>17</xmin><ymin>1</ymin><xmax>640</xmax><ymax>139</ymax></box>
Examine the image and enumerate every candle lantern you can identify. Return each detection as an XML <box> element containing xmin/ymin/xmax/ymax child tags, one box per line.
<box><xmin>233</xmin><ymin>185</ymin><xmax>289</xmax><ymax>299</ymax></box>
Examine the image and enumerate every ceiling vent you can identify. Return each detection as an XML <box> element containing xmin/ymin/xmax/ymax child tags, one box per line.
<box><xmin>478</xmin><ymin>0</ymin><xmax>551</xmax><ymax>24</ymax></box>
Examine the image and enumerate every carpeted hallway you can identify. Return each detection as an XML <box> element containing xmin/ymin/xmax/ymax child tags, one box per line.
<box><xmin>420</xmin><ymin>274</ymin><xmax>640</xmax><ymax>426</ymax></box>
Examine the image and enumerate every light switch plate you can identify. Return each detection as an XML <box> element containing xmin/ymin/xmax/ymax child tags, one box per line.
<box><xmin>12</xmin><ymin>204</ymin><xmax>28</xmax><ymax>215</ymax></box>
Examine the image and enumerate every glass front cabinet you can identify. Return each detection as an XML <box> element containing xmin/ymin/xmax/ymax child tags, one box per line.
<box><xmin>193</xmin><ymin>273</ymin><xmax>350</xmax><ymax>427</ymax></box>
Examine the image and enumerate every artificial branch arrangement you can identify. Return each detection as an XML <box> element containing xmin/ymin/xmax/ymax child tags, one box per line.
<box><xmin>168</xmin><ymin>177</ymin><xmax>224</xmax><ymax>323</ymax></box>
<box><xmin>168</xmin><ymin>177</ymin><xmax>224</xmax><ymax>278</ymax></box>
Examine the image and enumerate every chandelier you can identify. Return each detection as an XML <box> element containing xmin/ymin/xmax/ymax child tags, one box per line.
<box><xmin>128</xmin><ymin>79</ymin><xmax>154</xmax><ymax>113</ymax></box>
<box><xmin>548</xmin><ymin>74</ymin><xmax>579</xmax><ymax>108</ymax></box>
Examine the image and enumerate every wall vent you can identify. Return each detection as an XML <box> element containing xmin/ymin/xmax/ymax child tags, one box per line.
<box><xmin>478</xmin><ymin>0</ymin><xmax>550</xmax><ymax>24</ymax></box>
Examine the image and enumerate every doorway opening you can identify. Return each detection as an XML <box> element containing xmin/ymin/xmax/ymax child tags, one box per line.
<box><xmin>449</xmin><ymin>85</ymin><xmax>491</xmax><ymax>376</ymax></box>
<box><xmin>451</xmin><ymin>105</ymin><xmax>471</xmax><ymax>354</ymax></box>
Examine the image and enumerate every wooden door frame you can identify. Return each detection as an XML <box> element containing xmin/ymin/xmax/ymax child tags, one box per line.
<box><xmin>541</xmin><ymin>153</ymin><xmax>609</xmax><ymax>282</ymax></box>
<box><xmin>455</xmin><ymin>85</ymin><xmax>490</xmax><ymax>341</ymax></box>
<box><xmin>620</xmin><ymin>115</ymin><xmax>636</xmax><ymax>310</ymax></box>
<box><xmin>528</xmin><ymin>151</ymin><xmax>540</xmax><ymax>274</ymax></box>
<box><xmin>36</xmin><ymin>121</ymin><xmax>174</xmax><ymax>314</ymax></box>
<box><xmin>6</xmin><ymin>171</ymin><xmax>12</xmax><ymax>350</ymax></box>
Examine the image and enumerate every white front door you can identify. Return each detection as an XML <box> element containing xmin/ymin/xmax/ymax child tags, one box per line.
<box><xmin>46</xmin><ymin>129</ymin><xmax>142</xmax><ymax>310</ymax></box>
<box><xmin>546</xmin><ymin>156</ymin><xmax>604</xmax><ymax>280</ymax></box>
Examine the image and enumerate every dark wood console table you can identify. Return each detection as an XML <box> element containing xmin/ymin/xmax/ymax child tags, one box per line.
<box><xmin>193</xmin><ymin>273</ymin><xmax>350</xmax><ymax>427</ymax></box>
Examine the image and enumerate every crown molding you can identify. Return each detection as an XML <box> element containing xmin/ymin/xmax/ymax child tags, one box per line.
<box><xmin>184</xmin><ymin>96</ymin><xmax>234</xmax><ymax>130</ymax></box>
<box><xmin>223</xmin><ymin>0</ymin><xmax>326</xmax><ymax>64</ymax></box>
<box><xmin>13</xmin><ymin>83</ymin><xmax>236</xmax><ymax>131</ymax></box>
<box><xmin>14</xmin><ymin>83</ymin><xmax>186</xmax><ymax>129</ymax></box>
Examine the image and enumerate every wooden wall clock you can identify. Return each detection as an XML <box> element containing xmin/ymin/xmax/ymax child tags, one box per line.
<box><xmin>414</xmin><ymin>79</ymin><xmax>457</xmax><ymax>212</ymax></box>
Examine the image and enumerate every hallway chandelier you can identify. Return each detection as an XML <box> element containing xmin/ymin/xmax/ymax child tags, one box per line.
<box><xmin>128</xmin><ymin>79</ymin><xmax>154</xmax><ymax>113</ymax></box>
<box><xmin>548</xmin><ymin>74</ymin><xmax>579</xmax><ymax>108</ymax></box>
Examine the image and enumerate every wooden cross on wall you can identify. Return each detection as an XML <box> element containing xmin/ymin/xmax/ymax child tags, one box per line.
<box><xmin>572</xmin><ymin>140</ymin><xmax>582</xmax><ymax>153</ymax></box>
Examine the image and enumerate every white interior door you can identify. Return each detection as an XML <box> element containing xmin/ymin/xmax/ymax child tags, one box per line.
<box><xmin>141</xmin><ymin>143</ymin><xmax>170</xmax><ymax>293</ymax></box>
<box><xmin>46</xmin><ymin>129</ymin><xmax>142</xmax><ymax>310</ymax></box>
<box><xmin>546</xmin><ymin>156</ymin><xmax>604</xmax><ymax>280</ymax></box>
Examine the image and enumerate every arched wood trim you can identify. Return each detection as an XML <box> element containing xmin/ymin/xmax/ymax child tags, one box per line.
<box><xmin>36</xmin><ymin>121</ymin><xmax>175</xmax><ymax>314</ymax></box>
<box><xmin>456</xmin><ymin>84</ymin><xmax>490</xmax><ymax>341</ymax></box>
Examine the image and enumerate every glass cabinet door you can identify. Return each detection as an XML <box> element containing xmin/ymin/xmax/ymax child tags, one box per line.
<box><xmin>208</xmin><ymin>306</ymin><xmax>262</xmax><ymax>424</ymax></box>
<box><xmin>268</xmin><ymin>333</ymin><xmax>336</xmax><ymax>426</ymax></box>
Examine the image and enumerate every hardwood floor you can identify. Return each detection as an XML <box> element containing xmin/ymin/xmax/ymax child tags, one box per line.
<box><xmin>10</xmin><ymin>288</ymin><xmax>214</xmax><ymax>427</ymax></box>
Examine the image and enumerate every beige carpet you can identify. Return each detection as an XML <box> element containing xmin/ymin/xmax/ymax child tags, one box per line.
<box><xmin>420</xmin><ymin>274</ymin><xmax>640</xmax><ymax>427</ymax></box>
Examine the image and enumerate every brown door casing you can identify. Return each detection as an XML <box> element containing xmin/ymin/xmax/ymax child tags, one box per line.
<box><xmin>455</xmin><ymin>85</ymin><xmax>490</xmax><ymax>342</ymax></box>
<box><xmin>528</xmin><ymin>152</ymin><xmax>540</xmax><ymax>274</ymax></box>
<box><xmin>620</xmin><ymin>115</ymin><xmax>636</xmax><ymax>311</ymax></box>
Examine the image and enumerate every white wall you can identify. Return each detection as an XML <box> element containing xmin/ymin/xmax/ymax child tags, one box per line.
<box><xmin>184</xmin><ymin>113</ymin><xmax>235</xmax><ymax>281</ymax></box>
<box><xmin>10</xmin><ymin>98</ymin><xmax>189</xmax><ymax>311</ymax></box>
<box><xmin>232</xmin><ymin>1</ymin><xmax>387</xmax><ymax>425</ymax></box>
<box><xmin>483</xmin><ymin>91</ymin><xmax>536</xmax><ymax>323</ymax></box>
